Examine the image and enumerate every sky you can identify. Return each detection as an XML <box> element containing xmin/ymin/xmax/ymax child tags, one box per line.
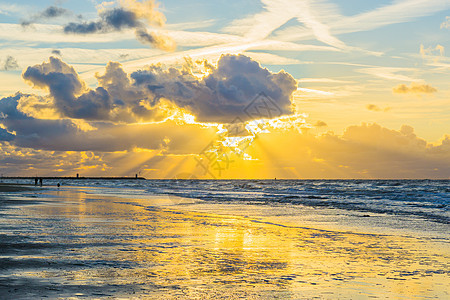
<box><xmin>0</xmin><ymin>0</ymin><xmax>449</xmax><ymax>179</ymax></box>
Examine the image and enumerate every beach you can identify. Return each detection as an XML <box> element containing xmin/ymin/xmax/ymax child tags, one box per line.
<box><xmin>0</xmin><ymin>183</ymin><xmax>448</xmax><ymax>299</ymax></box>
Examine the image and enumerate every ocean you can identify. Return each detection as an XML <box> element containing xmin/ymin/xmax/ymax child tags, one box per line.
<box><xmin>0</xmin><ymin>179</ymin><xmax>448</xmax><ymax>298</ymax></box>
<box><xmin>6</xmin><ymin>178</ymin><xmax>448</xmax><ymax>236</ymax></box>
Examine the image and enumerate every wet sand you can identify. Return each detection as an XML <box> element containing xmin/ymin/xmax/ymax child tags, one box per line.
<box><xmin>0</xmin><ymin>183</ymin><xmax>35</xmax><ymax>192</ymax></box>
<box><xmin>0</xmin><ymin>186</ymin><xmax>448</xmax><ymax>299</ymax></box>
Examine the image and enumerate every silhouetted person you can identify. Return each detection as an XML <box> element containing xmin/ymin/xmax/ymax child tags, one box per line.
<box><xmin>57</xmin><ymin>183</ymin><xmax>60</xmax><ymax>188</ymax></box>
<box><xmin>35</xmin><ymin>178</ymin><xmax>38</xmax><ymax>186</ymax></box>
<box><xmin>39</xmin><ymin>178</ymin><xmax>43</xmax><ymax>186</ymax></box>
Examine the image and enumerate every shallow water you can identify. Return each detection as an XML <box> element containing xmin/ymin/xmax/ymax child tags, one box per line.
<box><xmin>0</xmin><ymin>186</ymin><xmax>448</xmax><ymax>299</ymax></box>
<box><xmin>5</xmin><ymin>179</ymin><xmax>449</xmax><ymax>224</ymax></box>
<box><xmin>7</xmin><ymin>178</ymin><xmax>448</xmax><ymax>238</ymax></box>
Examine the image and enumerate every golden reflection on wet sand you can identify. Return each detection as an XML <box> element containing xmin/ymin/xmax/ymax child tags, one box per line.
<box><xmin>0</xmin><ymin>188</ymin><xmax>448</xmax><ymax>299</ymax></box>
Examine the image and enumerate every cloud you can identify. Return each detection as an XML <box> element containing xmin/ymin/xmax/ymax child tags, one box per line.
<box><xmin>297</xmin><ymin>87</ymin><xmax>334</xmax><ymax>96</ymax></box>
<box><xmin>357</xmin><ymin>66</ymin><xmax>417</xmax><ymax>82</ymax></box>
<box><xmin>0</xmin><ymin>23</ymin><xmax>134</xmax><ymax>44</ymax></box>
<box><xmin>21</xmin><ymin>56</ymin><xmax>168</xmax><ymax>122</ymax></box>
<box><xmin>298</xmin><ymin>78</ymin><xmax>354</xmax><ymax>84</ymax></box>
<box><xmin>0</xmin><ymin>93</ymin><xmax>81</xmax><ymax>148</ymax></box>
<box><xmin>22</xmin><ymin>57</ymin><xmax>112</xmax><ymax>120</ymax></box>
<box><xmin>131</xmin><ymin>54</ymin><xmax>297</xmax><ymax>122</ymax></box>
<box><xmin>420</xmin><ymin>44</ymin><xmax>445</xmax><ymax>57</ymax></box>
<box><xmin>39</xmin><ymin>6</ymin><xmax>67</xmax><ymax>19</ymax></box>
<box><xmin>21</xmin><ymin>55</ymin><xmax>296</xmax><ymax>123</ymax></box>
<box><xmin>51</xmin><ymin>49</ymin><xmax>62</xmax><ymax>56</ymax></box>
<box><xmin>366</xmin><ymin>104</ymin><xmax>390</xmax><ymax>112</ymax></box>
<box><xmin>134</xmin><ymin>28</ymin><xmax>175</xmax><ymax>51</ymax></box>
<box><xmin>63</xmin><ymin>0</ymin><xmax>175</xmax><ymax>51</ymax></box>
<box><xmin>3</xmin><ymin>56</ymin><xmax>447</xmax><ymax>179</ymax></box>
<box><xmin>119</xmin><ymin>0</ymin><xmax>165</xmax><ymax>26</ymax></box>
<box><xmin>0</xmin><ymin>93</ymin><xmax>217</xmax><ymax>152</ymax></box>
<box><xmin>273</xmin><ymin>0</ymin><xmax>450</xmax><ymax>52</ymax></box>
<box><xmin>0</xmin><ymin>56</ymin><xmax>19</xmax><ymax>71</ymax></box>
<box><xmin>21</xmin><ymin>6</ymin><xmax>68</xmax><ymax>26</ymax></box>
<box><xmin>441</xmin><ymin>16</ymin><xmax>450</xmax><ymax>29</ymax></box>
<box><xmin>314</xmin><ymin>120</ymin><xmax>327</xmax><ymax>127</ymax></box>
<box><xmin>0</xmin><ymin>3</ymin><xmax>26</xmax><ymax>16</ymax></box>
<box><xmin>393</xmin><ymin>82</ymin><xmax>437</xmax><ymax>94</ymax></box>
<box><xmin>334</xmin><ymin>0</ymin><xmax>450</xmax><ymax>35</ymax></box>
<box><xmin>224</xmin><ymin>0</ymin><xmax>298</xmax><ymax>40</ymax></box>
<box><xmin>1</xmin><ymin>113</ymin><xmax>448</xmax><ymax>178</ymax></box>
<box><xmin>0</xmin><ymin>127</ymin><xmax>14</xmax><ymax>141</ymax></box>
<box><xmin>249</xmin><ymin>123</ymin><xmax>450</xmax><ymax>179</ymax></box>
<box><xmin>64</xmin><ymin>8</ymin><xmax>139</xmax><ymax>33</ymax></box>
<box><xmin>224</xmin><ymin>0</ymin><xmax>348</xmax><ymax>50</ymax></box>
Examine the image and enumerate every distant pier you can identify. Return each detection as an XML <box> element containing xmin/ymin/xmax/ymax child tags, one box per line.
<box><xmin>0</xmin><ymin>176</ymin><xmax>146</xmax><ymax>180</ymax></box>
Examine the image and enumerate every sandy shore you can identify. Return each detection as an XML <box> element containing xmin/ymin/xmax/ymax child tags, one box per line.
<box><xmin>0</xmin><ymin>183</ymin><xmax>36</xmax><ymax>193</ymax></box>
<box><xmin>0</xmin><ymin>186</ymin><xmax>448</xmax><ymax>299</ymax></box>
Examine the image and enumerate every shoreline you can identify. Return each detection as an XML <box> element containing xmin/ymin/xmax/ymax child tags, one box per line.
<box><xmin>2</xmin><ymin>183</ymin><xmax>448</xmax><ymax>239</ymax></box>
<box><xmin>0</xmin><ymin>183</ymin><xmax>37</xmax><ymax>193</ymax></box>
<box><xmin>0</xmin><ymin>186</ymin><xmax>448</xmax><ymax>299</ymax></box>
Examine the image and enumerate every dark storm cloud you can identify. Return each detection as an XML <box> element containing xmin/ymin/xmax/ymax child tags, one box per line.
<box><xmin>22</xmin><ymin>57</ymin><xmax>112</xmax><ymax>120</ymax></box>
<box><xmin>2</xmin><ymin>93</ymin><xmax>449</xmax><ymax>178</ymax></box>
<box><xmin>0</xmin><ymin>128</ymin><xmax>15</xmax><ymax>141</ymax></box>
<box><xmin>62</xmin><ymin>1</ymin><xmax>175</xmax><ymax>51</ymax></box>
<box><xmin>40</xmin><ymin>6</ymin><xmax>67</xmax><ymax>18</ymax></box>
<box><xmin>0</xmin><ymin>93</ymin><xmax>80</xmax><ymax>148</ymax></box>
<box><xmin>1</xmin><ymin>56</ymin><xmax>19</xmax><ymax>71</ymax></box>
<box><xmin>132</xmin><ymin>54</ymin><xmax>297</xmax><ymax>122</ymax></box>
<box><xmin>64</xmin><ymin>8</ymin><xmax>138</xmax><ymax>33</ymax></box>
<box><xmin>0</xmin><ymin>93</ymin><xmax>216</xmax><ymax>152</ymax></box>
<box><xmin>20</xmin><ymin>55</ymin><xmax>296</xmax><ymax>123</ymax></box>
<box><xmin>21</xmin><ymin>6</ymin><xmax>68</xmax><ymax>27</ymax></box>
<box><xmin>51</xmin><ymin>49</ymin><xmax>62</xmax><ymax>56</ymax></box>
<box><xmin>21</xmin><ymin>58</ymin><xmax>170</xmax><ymax>123</ymax></box>
<box><xmin>135</xmin><ymin>27</ymin><xmax>157</xmax><ymax>44</ymax></box>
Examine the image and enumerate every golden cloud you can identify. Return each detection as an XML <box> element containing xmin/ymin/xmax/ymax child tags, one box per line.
<box><xmin>1</xmin><ymin>123</ymin><xmax>449</xmax><ymax>179</ymax></box>
<box><xmin>314</xmin><ymin>120</ymin><xmax>327</xmax><ymax>127</ymax></box>
<box><xmin>393</xmin><ymin>82</ymin><xmax>437</xmax><ymax>94</ymax></box>
<box><xmin>366</xmin><ymin>104</ymin><xmax>390</xmax><ymax>112</ymax></box>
